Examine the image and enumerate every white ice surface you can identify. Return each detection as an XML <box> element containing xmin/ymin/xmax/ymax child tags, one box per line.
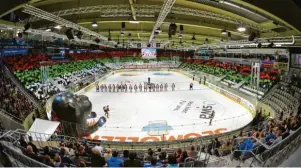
<box><xmin>84</xmin><ymin>71</ymin><xmax>253</xmax><ymax>142</ymax></box>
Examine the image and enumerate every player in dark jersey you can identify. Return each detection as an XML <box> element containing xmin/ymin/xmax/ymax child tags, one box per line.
<box><xmin>100</xmin><ymin>84</ymin><xmax>104</xmax><ymax>92</ymax></box>
<box><xmin>156</xmin><ymin>84</ymin><xmax>159</xmax><ymax>92</ymax></box>
<box><xmin>112</xmin><ymin>84</ymin><xmax>115</xmax><ymax>92</ymax></box>
<box><xmin>129</xmin><ymin>84</ymin><xmax>133</xmax><ymax>92</ymax></box>
<box><xmin>108</xmin><ymin>84</ymin><xmax>112</xmax><ymax>92</ymax></box>
<box><xmin>96</xmin><ymin>84</ymin><xmax>99</xmax><ymax>92</ymax></box>
<box><xmin>190</xmin><ymin>83</ymin><xmax>193</xmax><ymax>90</ymax></box>
<box><xmin>172</xmin><ymin>83</ymin><xmax>175</xmax><ymax>91</ymax></box>
<box><xmin>160</xmin><ymin>84</ymin><xmax>163</xmax><ymax>91</ymax></box>
<box><xmin>209</xmin><ymin>110</ymin><xmax>215</xmax><ymax>126</ymax></box>
<box><xmin>139</xmin><ymin>83</ymin><xmax>143</xmax><ymax>92</ymax></box>
<box><xmin>124</xmin><ymin>84</ymin><xmax>127</xmax><ymax>92</ymax></box>
<box><xmin>134</xmin><ymin>84</ymin><xmax>138</xmax><ymax>92</ymax></box>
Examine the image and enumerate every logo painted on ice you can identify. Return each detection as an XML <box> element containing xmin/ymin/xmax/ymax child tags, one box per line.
<box><xmin>142</xmin><ymin>123</ymin><xmax>173</xmax><ymax>132</ymax></box>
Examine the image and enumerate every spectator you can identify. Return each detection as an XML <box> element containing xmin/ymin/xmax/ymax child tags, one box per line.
<box><xmin>71</xmin><ymin>152</ymin><xmax>86</xmax><ymax>167</ymax></box>
<box><xmin>176</xmin><ymin>150</ymin><xmax>188</xmax><ymax>163</ymax></box>
<box><xmin>124</xmin><ymin>152</ymin><xmax>142</xmax><ymax>167</ymax></box>
<box><xmin>91</xmin><ymin>148</ymin><xmax>106</xmax><ymax>167</ymax></box>
<box><xmin>43</xmin><ymin>155</ymin><xmax>54</xmax><ymax>167</ymax></box>
<box><xmin>107</xmin><ymin>151</ymin><xmax>123</xmax><ymax>167</ymax></box>
<box><xmin>53</xmin><ymin>154</ymin><xmax>63</xmax><ymax>167</ymax></box>
<box><xmin>28</xmin><ymin>136</ymin><xmax>38</xmax><ymax>155</ymax></box>
<box><xmin>104</xmin><ymin>148</ymin><xmax>112</xmax><ymax>160</ymax></box>
<box><xmin>26</xmin><ymin>145</ymin><xmax>41</xmax><ymax>162</ymax></box>
<box><xmin>59</xmin><ymin>148</ymin><xmax>73</xmax><ymax>165</ymax></box>
<box><xmin>92</xmin><ymin>143</ymin><xmax>103</xmax><ymax>155</ymax></box>
<box><xmin>167</xmin><ymin>154</ymin><xmax>178</xmax><ymax>167</ymax></box>
<box><xmin>271</xmin><ymin>130</ymin><xmax>283</xmax><ymax>146</ymax></box>
<box><xmin>120</xmin><ymin>150</ymin><xmax>130</xmax><ymax>162</ymax></box>
<box><xmin>188</xmin><ymin>146</ymin><xmax>198</xmax><ymax>159</ymax></box>
<box><xmin>19</xmin><ymin>135</ymin><xmax>28</xmax><ymax>149</ymax></box>
<box><xmin>175</xmin><ymin>148</ymin><xmax>182</xmax><ymax>161</ymax></box>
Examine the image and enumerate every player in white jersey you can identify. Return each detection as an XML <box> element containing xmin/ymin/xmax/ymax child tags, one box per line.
<box><xmin>129</xmin><ymin>84</ymin><xmax>133</xmax><ymax>92</ymax></box>
<box><xmin>164</xmin><ymin>83</ymin><xmax>168</xmax><ymax>91</ymax></box>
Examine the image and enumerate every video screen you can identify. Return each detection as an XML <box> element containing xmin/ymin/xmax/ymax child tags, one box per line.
<box><xmin>141</xmin><ymin>48</ymin><xmax>156</xmax><ymax>59</ymax></box>
<box><xmin>291</xmin><ymin>54</ymin><xmax>301</xmax><ymax>68</ymax></box>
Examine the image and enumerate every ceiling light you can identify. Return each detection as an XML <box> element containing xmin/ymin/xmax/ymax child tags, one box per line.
<box><xmin>92</xmin><ymin>21</ymin><xmax>98</xmax><ymax>27</ymax></box>
<box><xmin>54</xmin><ymin>25</ymin><xmax>62</xmax><ymax>29</ymax></box>
<box><xmin>221</xmin><ymin>29</ymin><xmax>227</xmax><ymax>35</ymax></box>
<box><xmin>178</xmin><ymin>34</ymin><xmax>183</xmax><ymax>39</ymax></box>
<box><xmin>46</xmin><ymin>28</ymin><xmax>51</xmax><ymax>32</ymax></box>
<box><xmin>237</xmin><ymin>26</ymin><xmax>246</xmax><ymax>32</ymax></box>
<box><xmin>120</xmin><ymin>32</ymin><xmax>124</xmax><ymax>36</ymax></box>
<box><xmin>129</xmin><ymin>20</ymin><xmax>139</xmax><ymax>24</ymax></box>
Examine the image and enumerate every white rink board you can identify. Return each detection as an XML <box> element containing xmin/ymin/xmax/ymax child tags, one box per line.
<box><xmin>84</xmin><ymin>71</ymin><xmax>253</xmax><ymax>142</ymax></box>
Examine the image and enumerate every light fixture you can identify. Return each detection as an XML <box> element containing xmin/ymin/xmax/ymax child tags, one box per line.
<box><xmin>221</xmin><ymin>29</ymin><xmax>227</xmax><ymax>35</ymax></box>
<box><xmin>120</xmin><ymin>32</ymin><xmax>124</xmax><ymax>36</ymax></box>
<box><xmin>92</xmin><ymin>21</ymin><xmax>98</xmax><ymax>27</ymax></box>
<box><xmin>155</xmin><ymin>27</ymin><xmax>161</xmax><ymax>33</ymax></box>
<box><xmin>178</xmin><ymin>34</ymin><xmax>183</xmax><ymax>39</ymax></box>
<box><xmin>46</xmin><ymin>28</ymin><xmax>51</xmax><ymax>32</ymax></box>
<box><xmin>54</xmin><ymin>25</ymin><xmax>62</xmax><ymax>29</ymax></box>
<box><xmin>129</xmin><ymin>20</ymin><xmax>139</xmax><ymax>24</ymax></box>
<box><xmin>237</xmin><ymin>26</ymin><xmax>246</xmax><ymax>32</ymax></box>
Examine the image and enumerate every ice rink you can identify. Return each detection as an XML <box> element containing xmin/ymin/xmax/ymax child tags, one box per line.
<box><xmin>84</xmin><ymin>71</ymin><xmax>253</xmax><ymax>142</ymax></box>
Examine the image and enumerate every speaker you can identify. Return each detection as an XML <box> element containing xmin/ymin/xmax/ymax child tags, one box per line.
<box><xmin>17</xmin><ymin>32</ymin><xmax>23</xmax><ymax>38</ymax></box>
<box><xmin>169</xmin><ymin>23</ymin><xmax>177</xmax><ymax>35</ymax></box>
<box><xmin>76</xmin><ymin>31</ymin><xmax>83</xmax><ymax>39</ymax></box>
<box><xmin>248</xmin><ymin>32</ymin><xmax>256</xmax><ymax>41</ymax></box>
<box><xmin>24</xmin><ymin>23</ymin><xmax>31</xmax><ymax>32</ymax></box>
<box><xmin>227</xmin><ymin>32</ymin><xmax>231</xmax><ymax>38</ymax></box>
<box><xmin>121</xmin><ymin>22</ymin><xmax>125</xmax><ymax>31</ymax></box>
<box><xmin>179</xmin><ymin>25</ymin><xmax>183</xmax><ymax>34</ymax></box>
<box><xmin>90</xmin><ymin>44</ymin><xmax>99</xmax><ymax>50</ymax></box>
<box><xmin>65</xmin><ymin>28</ymin><xmax>74</xmax><ymax>40</ymax></box>
<box><xmin>94</xmin><ymin>38</ymin><xmax>100</xmax><ymax>44</ymax></box>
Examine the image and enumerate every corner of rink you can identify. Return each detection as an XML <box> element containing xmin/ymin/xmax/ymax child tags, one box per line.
<box><xmin>80</xmin><ymin>70</ymin><xmax>255</xmax><ymax>142</ymax></box>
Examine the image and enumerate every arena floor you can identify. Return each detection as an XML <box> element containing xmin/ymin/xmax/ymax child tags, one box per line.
<box><xmin>84</xmin><ymin>71</ymin><xmax>253</xmax><ymax>142</ymax></box>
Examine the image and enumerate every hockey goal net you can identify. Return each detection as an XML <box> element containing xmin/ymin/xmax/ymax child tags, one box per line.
<box><xmin>147</xmin><ymin>120</ymin><xmax>169</xmax><ymax>136</ymax></box>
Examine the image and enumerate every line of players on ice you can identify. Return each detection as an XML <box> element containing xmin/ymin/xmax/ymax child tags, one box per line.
<box><xmin>95</xmin><ymin>82</ymin><xmax>193</xmax><ymax>92</ymax></box>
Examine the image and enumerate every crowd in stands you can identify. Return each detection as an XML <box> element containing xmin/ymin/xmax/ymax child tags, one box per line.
<box><xmin>0</xmin><ymin>68</ymin><xmax>35</xmax><ymax>122</ymax></box>
<box><xmin>181</xmin><ymin>59</ymin><xmax>279</xmax><ymax>92</ymax></box>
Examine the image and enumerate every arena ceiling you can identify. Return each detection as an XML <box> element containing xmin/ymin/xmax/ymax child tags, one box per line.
<box><xmin>1</xmin><ymin>0</ymin><xmax>301</xmax><ymax>49</ymax></box>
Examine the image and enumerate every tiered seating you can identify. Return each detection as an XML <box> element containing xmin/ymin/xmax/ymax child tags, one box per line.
<box><xmin>181</xmin><ymin>59</ymin><xmax>279</xmax><ymax>92</ymax></box>
<box><xmin>66</xmin><ymin>52</ymin><xmax>108</xmax><ymax>61</ymax></box>
<box><xmin>0</xmin><ymin>68</ymin><xmax>35</xmax><ymax>122</ymax></box>
<box><xmin>3</xmin><ymin>54</ymin><xmax>50</xmax><ymax>72</ymax></box>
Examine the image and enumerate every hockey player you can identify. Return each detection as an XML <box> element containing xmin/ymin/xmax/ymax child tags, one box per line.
<box><xmin>144</xmin><ymin>84</ymin><xmax>147</xmax><ymax>92</ymax></box>
<box><xmin>149</xmin><ymin>84</ymin><xmax>152</xmax><ymax>92</ymax></box>
<box><xmin>164</xmin><ymin>83</ymin><xmax>168</xmax><ymax>91</ymax></box>
<box><xmin>204</xmin><ymin>76</ymin><xmax>206</xmax><ymax>85</ymax></box>
<box><xmin>160</xmin><ymin>83</ymin><xmax>163</xmax><ymax>91</ymax></box>
<box><xmin>100</xmin><ymin>84</ymin><xmax>104</xmax><ymax>92</ymax></box>
<box><xmin>129</xmin><ymin>84</ymin><xmax>133</xmax><ymax>92</ymax></box>
<box><xmin>112</xmin><ymin>84</ymin><xmax>115</xmax><ymax>92</ymax></box>
<box><xmin>108</xmin><ymin>84</ymin><xmax>112</xmax><ymax>92</ymax></box>
<box><xmin>116</xmin><ymin>84</ymin><xmax>120</xmax><ymax>92</ymax></box>
<box><xmin>172</xmin><ymin>83</ymin><xmax>175</xmax><ymax>91</ymax></box>
<box><xmin>199</xmin><ymin>78</ymin><xmax>202</xmax><ymax>84</ymax></box>
<box><xmin>190</xmin><ymin>83</ymin><xmax>193</xmax><ymax>90</ymax></box>
<box><xmin>96</xmin><ymin>84</ymin><xmax>99</xmax><ymax>92</ymax></box>
<box><xmin>134</xmin><ymin>84</ymin><xmax>138</xmax><ymax>92</ymax></box>
<box><xmin>104</xmin><ymin>106</ymin><xmax>109</xmax><ymax>118</ymax></box>
<box><xmin>152</xmin><ymin>84</ymin><xmax>155</xmax><ymax>92</ymax></box>
<box><xmin>156</xmin><ymin>84</ymin><xmax>159</xmax><ymax>92</ymax></box>
<box><xmin>124</xmin><ymin>84</ymin><xmax>128</xmax><ymax>92</ymax></box>
<box><xmin>139</xmin><ymin>83</ymin><xmax>143</xmax><ymax>92</ymax></box>
<box><xmin>209</xmin><ymin>110</ymin><xmax>215</xmax><ymax>126</ymax></box>
<box><xmin>104</xmin><ymin>84</ymin><xmax>107</xmax><ymax>92</ymax></box>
